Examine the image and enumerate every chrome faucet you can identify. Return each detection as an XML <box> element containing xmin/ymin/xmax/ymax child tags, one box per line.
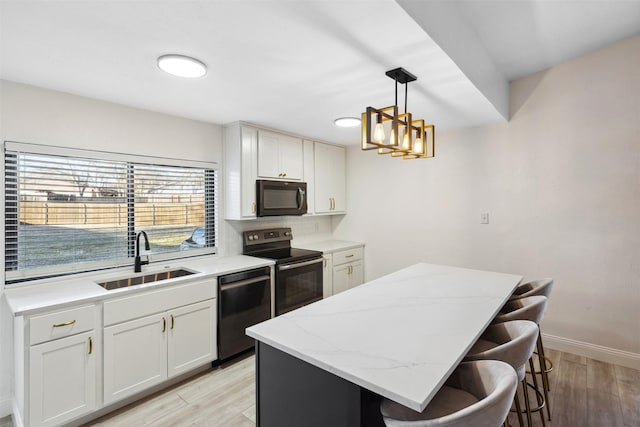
<box><xmin>134</xmin><ymin>231</ymin><xmax>150</xmax><ymax>273</ymax></box>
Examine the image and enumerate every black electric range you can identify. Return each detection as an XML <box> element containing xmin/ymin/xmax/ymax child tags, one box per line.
<box><xmin>243</xmin><ymin>227</ymin><xmax>323</xmax><ymax>315</ymax></box>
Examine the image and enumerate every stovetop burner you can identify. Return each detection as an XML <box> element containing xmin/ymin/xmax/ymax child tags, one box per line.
<box><xmin>242</xmin><ymin>227</ymin><xmax>322</xmax><ymax>264</ymax></box>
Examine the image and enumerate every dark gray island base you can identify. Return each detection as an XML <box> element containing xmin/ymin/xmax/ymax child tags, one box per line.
<box><xmin>255</xmin><ymin>342</ymin><xmax>385</xmax><ymax>427</ymax></box>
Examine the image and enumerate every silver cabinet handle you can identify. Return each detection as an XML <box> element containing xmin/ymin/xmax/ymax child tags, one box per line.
<box><xmin>252</xmin><ymin>202</ymin><xmax>256</xmax><ymax>213</ymax></box>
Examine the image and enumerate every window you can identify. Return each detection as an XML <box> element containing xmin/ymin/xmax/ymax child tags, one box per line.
<box><xmin>4</xmin><ymin>142</ymin><xmax>217</xmax><ymax>283</ymax></box>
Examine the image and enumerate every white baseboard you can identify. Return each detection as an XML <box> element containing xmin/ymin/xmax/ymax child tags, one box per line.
<box><xmin>0</xmin><ymin>398</ymin><xmax>11</xmax><ymax>418</ymax></box>
<box><xmin>542</xmin><ymin>333</ymin><xmax>640</xmax><ymax>370</ymax></box>
<box><xmin>11</xmin><ymin>398</ymin><xmax>23</xmax><ymax>427</ymax></box>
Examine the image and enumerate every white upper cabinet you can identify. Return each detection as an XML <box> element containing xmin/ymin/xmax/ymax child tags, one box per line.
<box><xmin>223</xmin><ymin>122</ymin><xmax>347</xmax><ymax>218</ymax></box>
<box><xmin>224</xmin><ymin>124</ymin><xmax>258</xmax><ymax>219</ymax></box>
<box><xmin>314</xmin><ymin>142</ymin><xmax>346</xmax><ymax>214</ymax></box>
<box><xmin>258</xmin><ymin>130</ymin><xmax>303</xmax><ymax>181</ymax></box>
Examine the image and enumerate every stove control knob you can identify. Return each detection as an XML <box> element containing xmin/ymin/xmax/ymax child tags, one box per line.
<box><xmin>248</xmin><ymin>235</ymin><xmax>254</xmax><ymax>241</ymax></box>
<box><xmin>284</xmin><ymin>231</ymin><xmax>291</xmax><ymax>237</ymax></box>
<box><xmin>253</xmin><ymin>234</ymin><xmax>259</xmax><ymax>240</ymax></box>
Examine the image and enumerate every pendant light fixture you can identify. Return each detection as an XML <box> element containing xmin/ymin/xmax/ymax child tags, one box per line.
<box><xmin>361</xmin><ymin>67</ymin><xmax>434</xmax><ymax>159</ymax></box>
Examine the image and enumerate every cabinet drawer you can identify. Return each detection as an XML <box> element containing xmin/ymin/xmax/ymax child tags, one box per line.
<box><xmin>333</xmin><ymin>247</ymin><xmax>363</xmax><ymax>265</ymax></box>
<box><xmin>104</xmin><ymin>279</ymin><xmax>215</xmax><ymax>326</ymax></box>
<box><xmin>30</xmin><ymin>305</ymin><xmax>96</xmax><ymax>345</ymax></box>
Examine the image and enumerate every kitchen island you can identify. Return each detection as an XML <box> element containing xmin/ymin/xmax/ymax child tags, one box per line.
<box><xmin>246</xmin><ymin>262</ymin><xmax>522</xmax><ymax>427</ymax></box>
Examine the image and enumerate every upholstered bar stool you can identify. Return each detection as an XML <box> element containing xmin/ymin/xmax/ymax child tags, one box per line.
<box><xmin>509</xmin><ymin>278</ymin><xmax>554</xmax><ymax>407</ymax></box>
<box><xmin>380</xmin><ymin>360</ymin><xmax>517</xmax><ymax>427</ymax></box>
<box><xmin>464</xmin><ymin>320</ymin><xmax>539</xmax><ymax>427</ymax></box>
<box><xmin>493</xmin><ymin>296</ymin><xmax>549</xmax><ymax>426</ymax></box>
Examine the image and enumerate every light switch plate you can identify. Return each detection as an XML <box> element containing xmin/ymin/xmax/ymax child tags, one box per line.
<box><xmin>480</xmin><ymin>213</ymin><xmax>489</xmax><ymax>224</ymax></box>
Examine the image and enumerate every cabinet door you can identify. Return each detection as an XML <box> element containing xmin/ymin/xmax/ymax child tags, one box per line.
<box><xmin>314</xmin><ymin>142</ymin><xmax>332</xmax><ymax>213</ymax></box>
<box><xmin>241</xmin><ymin>126</ymin><xmax>258</xmax><ymax>217</ymax></box>
<box><xmin>328</xmin><ymin>144</ymin><xmax>346</xmax><ymax>212</ymax></box>
<box><xmin>322</xmin><ymin>254</ymin><xmax>333</xmax><ymax>298</ymax></box>
<box><xmin>103</xmin><ymin>313</ymin><xmax>167</xmax><ymax>405</ymax></box>
<box><xmin>348</xmin><ymin>260</ymin><xmax>364</xmax><ymax>289</ymax></box>
<box><xmin>314</xmin><ymin>143</ymin><xmax>346</xmax><ymax>213</ymax></box>
<box><xmin>332</xmin><ymin>264</ymin><xmax>350</xmax><ymax>295</ymax></box>
<box><xmin>258</xmin><ymin>130</ymin><xmax>303</xmax><ymax>180</ymax></box>
<box><xmin>278</xmin><ymin>135</ymin><xmax>303</xmax><ymax>180</ymax></box>
<box><xmin>29</xmin><ymin>331</ymin><xmax>96</xmax><ymax>427</ymax></box>
<box><xmin>257</xmin><ymin>131</ymin><xmax>281</xmax><ymax>179</ymax></box>
<box><xmin>167</xmin><ymin>299</ymin><xmax>217</xmax><ymax>378</ymax></box>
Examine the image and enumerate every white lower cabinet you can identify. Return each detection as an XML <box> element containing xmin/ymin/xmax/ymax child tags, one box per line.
<box><xmin>333</xmin><ymin>261</ymin><xmax>363</xmax><ymax>295</ymax></box>
<box><xmin>15</xmin><ymin>304</ymin><xmax>98</xmax><ymax>427</ymax></box>
<box><xmin>103</xmin><ymin>312</ymin><xmax>167</xmax><ymax>405</ymax></box>
<box><xmin>29</xmin><ymin>331</ymin><xmax>97</xmax><ymax>427</ymax></box>
<box><xmin>14</xmin><ymin>278</ymin><xmax>218</xmax><ymax>426</ymax></box>
<box><xmin>103</xmin><ymin>299</ymin><xmax>216</xmax><ymax>406</ymax></box>
<box><xmin>319</xmin><ymin>245</ymin><xmax>365</xmax><ymax>297</ymax></box>
<box><xmin>167</xmin><ymin>300</ymin><xmax>217</xmax><ymax>377</ymax></box>
<box><xmin>332</xmin><ymin>247</ymin><xmax>364</xmax><ymax>295</ymax></box>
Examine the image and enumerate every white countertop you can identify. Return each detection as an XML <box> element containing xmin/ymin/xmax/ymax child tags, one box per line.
<box><xmin>4</xmin><ymin>254</ymin><xmax>274</xmax><ymax>316</ymax></box>
<box><xmin>246</xmin><ymin>262</ymin><xmax>522</xmax><ymax>412</ymax></box>
<box><xmin>296</xmin><ymin>239</ymin><xmax>363</xmax><ymax>254</ymax></box>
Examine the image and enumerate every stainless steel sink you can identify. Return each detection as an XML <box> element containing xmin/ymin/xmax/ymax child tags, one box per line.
<box><xmin>97</xmin><ymin>268</ymin><xmax>197</xmax><ymax>290</ymax></box>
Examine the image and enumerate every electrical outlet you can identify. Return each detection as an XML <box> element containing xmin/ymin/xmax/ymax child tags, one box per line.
<box><xmin>480</xmin><ymin>213</ymin><xmax>489</xmax><ymax>224</ymax></box>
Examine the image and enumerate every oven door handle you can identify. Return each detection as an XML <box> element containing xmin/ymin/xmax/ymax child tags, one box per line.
<box><xmin>220</xmin><ymin>275</ymin><xmax>271</xmax><ymax>291</ymax></box>
<box><xmin>278</xmin><ymin>257</ymin><xmax>323</xmax><ymax>271</ymax></box>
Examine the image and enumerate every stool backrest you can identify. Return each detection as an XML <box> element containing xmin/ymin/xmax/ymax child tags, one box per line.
<box><xmin>494</xmin><ymin>295</ymin><xmax>548</xmax><ymax>324</ymax></box>
<box><xmin>510</xmin><ymin>278</ymin><xmax>554</xmax><ymax>300</ymax></box>
<box><xmin>382</xmin><ymin>360</ymin><xmax>517</xmax><ymax>427</ymax></box>
<box><xmin>464</xmin><ymin>320</ymin><xmax>538</xmax><ymax>381</ymax></box>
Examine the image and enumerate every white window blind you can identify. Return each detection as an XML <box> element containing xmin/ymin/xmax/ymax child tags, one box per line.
<box><xmin>4</xmin><ymin>142</ymin><xmax>217</xmax><ymax>283</ymax></box>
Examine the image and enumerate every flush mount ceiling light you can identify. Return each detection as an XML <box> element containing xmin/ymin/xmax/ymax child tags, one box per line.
<box><xmin>361</xmin><ymin>67</ymin><xmax>434</xmax><ymax>159</ymax></box>
<box><xmin>157</xmin><ymin>54</ymin><xmax>207</xmax><ymax>78</ymax></box>
<box><xmin>334</xmin><ymin>117</ymin><xmax>361</xmax><ymax>128</ymax></box>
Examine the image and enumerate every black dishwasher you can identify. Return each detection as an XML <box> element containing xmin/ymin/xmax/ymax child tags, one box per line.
<box><xmin>218</xmin><ymin>266</ymin><xmax>272</xmax><ymax>360</ymax></box>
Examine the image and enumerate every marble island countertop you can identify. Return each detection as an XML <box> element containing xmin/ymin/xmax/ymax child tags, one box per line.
<box><xmin>246</xmin><ymin>262</ymin><xmax>522</xmax><ymax>412</ymax></box>
<box><xmin>4</xmin><ymin>254</ymin><xmax>274</xmax><ymax>316</ymax></box>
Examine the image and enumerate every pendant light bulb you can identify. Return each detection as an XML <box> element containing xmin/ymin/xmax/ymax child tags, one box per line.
<box><xmin>389</xmin><ymin>129</ymin><xmax>395</xmax><ymax>146</ymax></box>
<box><xmin>414</xmin><ymin>131</ymin><xmax>423</xmax><ymax>153</ymax></box>
<box><xmin>373</xmin><ymin>114</ymin><xmax>385</xmax><ymax>143</ymax></box>
<box><xmin>402</xmin><ymin>129</ymin><xmax>410</xmax><ymax>150</ymax></box>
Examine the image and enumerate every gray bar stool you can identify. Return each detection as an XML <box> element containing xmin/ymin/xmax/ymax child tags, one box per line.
<box><xmin>464</xmin><ymin>320</ymin><xmax>539</xmax><ymax>427</ymax></box>
<box><xmin>509</xmin><ymin>278</ymin><xmax>554</xmax><ymax>419</ymax></box>
<box><xmin>380</xmin><ymin>360</ymin><xmax>518</xmax><ymax>427</ymax></box>
<box><xmin>493</xmin><ymin>296</ymin><xmax>549</xmax><ymax>426</ymax></box>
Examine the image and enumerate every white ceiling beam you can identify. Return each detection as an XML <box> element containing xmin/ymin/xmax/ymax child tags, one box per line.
<box><xmin>396</xmin><ymin>0</ymin><xmax>510</xmax><ymax>121</ymax></box>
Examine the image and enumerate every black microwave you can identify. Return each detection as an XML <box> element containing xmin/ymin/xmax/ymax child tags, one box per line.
<box><xmin>256</xmin><ymin>180</ymin><xmax>307</xmax><ymax>217</ymax></box>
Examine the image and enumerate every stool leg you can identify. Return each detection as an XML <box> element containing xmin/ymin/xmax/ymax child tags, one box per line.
<box><xmin>538</xmin><ymin>332</ymin><xmax>551</xmax><ymax>391</ymax></box>
<box><xmin>537</xmin><ymin>334</ymin><xmax>552</xmax><ymax>420</ymax></box>
<box><xmin>528</xmin><ymin>358</ymin><xmax>546</xmax><ymax>427</ymax></box>
<box><xmin>522</xmin><ymin>379</ymin><xmax>533</xmax><ymax>427</ymax></box>
<box><xmin>514</xmin><ymin>388</ymin><xmax>525</xmax><ymax>427</ymax></box>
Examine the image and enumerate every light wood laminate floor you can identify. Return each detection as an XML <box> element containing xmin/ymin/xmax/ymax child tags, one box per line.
<box><xmin>2</xmin><ymin>349</ymin><xmax>638</xmax><ymax>426</ymax></box>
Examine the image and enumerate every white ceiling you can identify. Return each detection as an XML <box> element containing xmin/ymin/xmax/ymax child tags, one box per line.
<box><xmin>1</xmin><ymin>1</ymin><xmax>639</xmax><ymax>145</ymax></box>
